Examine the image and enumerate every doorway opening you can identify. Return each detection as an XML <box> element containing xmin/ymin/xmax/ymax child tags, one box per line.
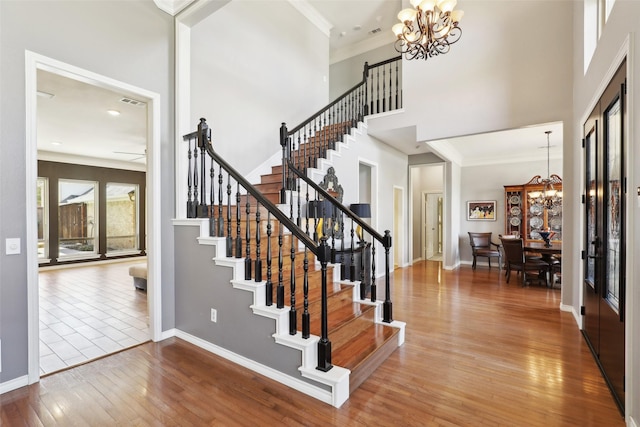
<box><xmin>423</xmin><ymin>192</ymin><xmax>443</xmax><ymax>262</ymax></box>
<box><xmin>26</xmin><ymin>52</ymin><xmax>162</xmax><ymax>383</ymax></box>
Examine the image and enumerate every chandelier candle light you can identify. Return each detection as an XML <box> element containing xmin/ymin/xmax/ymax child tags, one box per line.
<box><xmin>392</xmin><ymin>0</ymin><xmax>464</xmax><ymax>60</ymax></box>
<box><xmin>528</xmin><ymin>130</ymin><xmax>562</xmax><ymax>210</ymax></box>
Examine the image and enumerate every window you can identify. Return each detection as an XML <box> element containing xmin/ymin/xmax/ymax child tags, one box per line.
<box><xmin>583</xmin><ymin>0</ymin><xmax>617</xmax><ymax>73</ymax></box>
<box><xmin>37</xmin><ymin>177</ymin><xmax>49</xmax><ymax>260</ymax></box>
<box><xmin>58</xmin><ymin>179</ymin><xmax>98</xmax><ymax>259</ymax></box>
<box><xmin>106</xmin><ymin>183</ymin><xmax>139</xmax><ymax>254</ymax></box>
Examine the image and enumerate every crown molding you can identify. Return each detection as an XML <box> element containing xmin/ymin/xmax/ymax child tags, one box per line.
<box><xmin>287</xmin><ymin>0</ymin><xmax>333</xmax><ymax>37</ymax></box>
<box><xmin>153</xmin><ymin>0</ymin><xmax>196</xmax><ymax>16</ymax></box>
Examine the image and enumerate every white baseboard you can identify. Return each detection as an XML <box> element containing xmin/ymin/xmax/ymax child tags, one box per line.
<box><xmin>174</xmin><ymin>329</ymin><xmax>338</xmax><ymax>406</ymax></box>
<box><xmin>0</xmin><ymin>375</ymin><xmax>29</xmax><ymax>395</ymax></box>
<box><xmin>629</xmin><ymin>415</ymin><xmax>638</xmax><ymax>427</ymax></box>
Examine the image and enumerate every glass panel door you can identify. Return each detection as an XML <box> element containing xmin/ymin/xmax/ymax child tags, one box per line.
<box><xmin>58</xmin><ymin>179</ymin><xmax>98</xmax><ymax>258</ymax></box>
<box><xmin>106</xmin><ymin>183</ymin><xmax>139</xmax><ymax>253</ymax></box>
<box><xmin>605</xmin><ymin>98</ymin><xmax>622</xmax><ymax>311</ymax></box>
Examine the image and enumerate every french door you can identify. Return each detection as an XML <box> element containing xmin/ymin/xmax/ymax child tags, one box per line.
<box><xmin>582</xmin><ymin>60</ymin><xmax>626</xmax><ymax>413</ymax></box>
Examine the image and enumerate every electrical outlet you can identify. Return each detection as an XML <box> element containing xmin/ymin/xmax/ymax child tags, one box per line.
<box><xmin>210</xmin><ymin>308</ymin><xmax>217</xmax><ymax>323</ymax></box>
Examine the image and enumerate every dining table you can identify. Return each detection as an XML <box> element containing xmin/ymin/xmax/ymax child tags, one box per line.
<box><xmin>523</xmin><ymin>241</ymin><xmax>562</xmax><ymax>257</ymax></box>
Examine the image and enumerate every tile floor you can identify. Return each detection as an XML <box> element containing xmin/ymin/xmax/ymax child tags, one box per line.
<box><xmin>39</xmin><ymin>259</ymin><xmax>148</xmax><ymax>375</ymax></box>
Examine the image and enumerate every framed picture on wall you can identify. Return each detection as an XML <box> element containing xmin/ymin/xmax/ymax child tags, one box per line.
<box><xmin>467</xmin><ymin>200</ymin><xmax>497</xmax><ymax>221</ymax></box>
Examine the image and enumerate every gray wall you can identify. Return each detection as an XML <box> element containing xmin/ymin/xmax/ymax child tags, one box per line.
<box><xmin>329</xmin><ymin>43</ymin><xmax>398</xmax><ymax>100</ymax></box>
<box><xmin>0</xmin><ymin>0</ymin><xmax>174</xmax><ymax>383</ymax></box>
<box><xmin>174</xmin><ymin>225</ymin><xmax>328</xmax><ymax>391</ymax></box>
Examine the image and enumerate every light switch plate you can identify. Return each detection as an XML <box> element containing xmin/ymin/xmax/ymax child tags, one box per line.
<box><xmin>6</xmin><ymin>238</ymin><xmax>20</xmax><ymax>255</ymax></box>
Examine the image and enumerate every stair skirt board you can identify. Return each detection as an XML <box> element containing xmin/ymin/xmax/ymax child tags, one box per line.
<box><xmin>173</xmin><ymin>329</ymin><xmax>347</xmax><ymax>408</ymax></box>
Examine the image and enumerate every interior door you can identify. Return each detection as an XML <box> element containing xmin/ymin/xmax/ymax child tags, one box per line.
<box><xmin>582</xmin><ymin>60</ymin><xmax>626</xmax><ymax>413</ymax></box>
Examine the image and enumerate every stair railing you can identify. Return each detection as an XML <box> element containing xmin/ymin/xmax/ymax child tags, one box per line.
<box><xmin>184</xmin><ymin>118</ymin><xmax>333</xmax><ymax>372</ymax></box>
<box><xmin>287</xmin><ymin>160</ymin><xmax>393</xmax><ymax>323</ymax></box>
<box><xmin>280</xmin><ymin>56</ymin><xmax>402</xmax><ymax>204</ymax></box>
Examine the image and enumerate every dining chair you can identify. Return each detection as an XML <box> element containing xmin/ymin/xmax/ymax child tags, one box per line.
<box><xmin>500</xmin><ymin>237</ymin><xmax>550</xmax><ymax>287</ymax></box>
<box><xmin>468</xmin><ymin>232</ymin><xmax>502</xmax><ymax>270</ymax></box>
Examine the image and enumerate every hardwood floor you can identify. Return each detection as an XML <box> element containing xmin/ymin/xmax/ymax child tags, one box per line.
<box><xmin>2</xmin><ymin>261</ymin><xmax>624</xmax><ymax>426</ymax></box>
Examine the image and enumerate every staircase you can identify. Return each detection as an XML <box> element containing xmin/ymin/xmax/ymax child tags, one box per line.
<box><xmin>178</xmin><ymin>56</ymin><xmax>405</xmax><ymax>407</ymax></box>
<box><xmin>228</xmin><ymin>125</ymin><xmax>403</xmax><ymax>392</ymax></box>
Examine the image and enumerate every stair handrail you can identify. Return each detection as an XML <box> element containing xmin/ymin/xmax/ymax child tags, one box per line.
<box><xmin>287</xmin><ymin>159</ymin><xmax>394</xmax><ymax>324</ymax></box>
<box><xmin>287</xmin><ymin>56</ymin><xmax>402</xmax><ymax>135</ymax></box>
<box><xmin>185</xmin><ymin>118</ymin><xmax>334</xmax><ymax>372</ymax></box>
<box><xmin>185</xmin><ymin>120</ymin><xmax>319</xmax><ymax>256</ymax></box>
<box><xmin>280</xmin><ymin>56</ymin><xmax>402</xmax><ymax>202</ymax></box>
<box><xmin>287</xmin><ymin>160</ymin><xmax>389</xmax><ymax>245</ymax></box>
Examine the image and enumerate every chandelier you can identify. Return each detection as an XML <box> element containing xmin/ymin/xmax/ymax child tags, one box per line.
<box><xmin>392</xmin><ymin>0</ymin><xmax>464</xmax><ymax>61</ymax></box>
<box><xmin>529</xmin><ymin>131</ymin><xmax>561</xmax><ymax>210</ymax></box>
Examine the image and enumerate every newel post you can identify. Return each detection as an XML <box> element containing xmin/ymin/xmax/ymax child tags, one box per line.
<box><xmin>196</xmin><ymin>118</ymin><xmax>209</xmax><ymax>218</ymax></box>
<box><xmin>362</xmin><ymin>62</ymin><xmax>369</xmax><ymax>117</ymax></box>
<box><xmin>316</xmin><ymin>237</ymin><xmax>333</xmax><ymax>372</ymax></box>
<box><xmin>383</xmin><ymin>230</ymin><xmax>393</xmax><ymax>323</ymax></box>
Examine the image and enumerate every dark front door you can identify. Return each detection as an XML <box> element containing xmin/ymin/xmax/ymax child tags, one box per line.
<box><xmin>582</xmin><ymin>60</ymin><xmax>626</xmax><ymax>413</ymax></box>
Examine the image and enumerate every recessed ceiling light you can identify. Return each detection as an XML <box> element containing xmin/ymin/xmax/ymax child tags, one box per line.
<box><xmin>107</xmin><ymin>109</ymin><xmax>120</xmax><ymax>116</ymax></box>
<box><xmin>51</xmin><ymin>141</ymin><xmax>62</xmax><ymax>146</ymax></box>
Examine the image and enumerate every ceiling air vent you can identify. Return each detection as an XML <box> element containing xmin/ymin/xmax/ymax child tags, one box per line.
<box><xmin>369</xmin><ymin>28</ymin><xmax>382</xmax><ymax>35</ymax></box>
<box><xmin>119</xmin><ymin>97</ymin><xmax>146</xmax><ymax>107</ymax></box>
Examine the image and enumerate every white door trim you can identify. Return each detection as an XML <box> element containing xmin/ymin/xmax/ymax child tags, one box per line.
<box><xmin>25</xmin><ymin>51</ymin><xmax>162</xmax><ymax>384</ymax></box>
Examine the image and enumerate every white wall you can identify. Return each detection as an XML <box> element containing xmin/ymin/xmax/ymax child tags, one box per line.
<box><xmin>190</xmin><ymin>0</ymin><xmax>330</xmax><ymax>175</ymax></box>
<box><xmin>368</xmin><ymin>0</ymin><xmax>574</xmax><ymax>142</ymax></box>
<box><xmin>309</xmin><ymin>124</ymin><xmax>408</xmax><ymax>281</ymax></box>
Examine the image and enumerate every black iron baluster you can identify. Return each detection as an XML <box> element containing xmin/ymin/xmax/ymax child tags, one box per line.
<box><xmin>289</xmin><ymin>238</ymin><xmax>297</xmax><ymax>335</ymax></box>
<box><xmin>376</xmin><ymin>67</ymin><xmax>380</xmax><ymax>114</ymax></box>
<box><xmin>209</xmin><ymin>158</ymin><xmax>215</xmax><ymax>236</ymax></box>
<box><xmin>277</xmin><ymin>223</ymin><xmax>284</xmax><ymax>309</ymax></box>
<box><xmin>235</xmin><ymin>182</ymin><xmax>242</xmax><ymax>258</ymax></box>
<box><xmin>359</xmin><ymin>239</ymin><xmax>366</xmax><ymax>299</ymax></box>
<box><xmin>316</xmin><ymin>237</ymin><xmax>332</xmax><ymax>372</ymax></box>
<box><xmin>296</xmin><ymin>172</ymin><xmax>301</xmax><ymax>227</ymax></box>
<box><xmin>193</xmin><ymin>137</ymin><xmax>200</xmax><ymax>215</ymax></box>
<box><xmin>302</xmin><ymin>248</ymin><xmax>310</xmax><ymax>339</ymax></box>
<box><xmin>371</xmin><ymin>242</ymin><xmax>376</xmax><ymax>303</ymax></box>
<box><xmin>387</xmin><ymin>63</ymin><xmax>392</xmax><ymax>112</ymax></box>
<box><xmin>383</xmin><ymin>230</ymin><xmax>393</xmax><ymax>323</ymax></box>
<box><xmin>304</xmin><ymin>182</ymin><xmax>310</xmax><ymax>238</ymax></box>
<box><xmin>265</xmin><ymin>212</ymin><xmax>273</xmax><ymax>306</ymax></box>
<box><xmin>186</xmin><ymin>136</ymin><xmax>195</xmax><ymax>218</ymax></box>
<box><xmin>280</xmin><ymin>123</ymin><xmax>288</xmax><ymax>204</ymax></box>
<box><xmin>395</xmin><ymin>60</ymin><xmax>399</xmax><ymax>110</ymax></box>
<box><xmin>226</xmin><ymin>173</ymin><xmax>232</xmax><ymax>257</ymax></box>
<box><xmin>245</xmin><ymin>193</ymin><xmax>252</xmax><ymax>280</ymax></box>
<box><xmin>255</xmin><ymin>203</ymin><xmax>262</xmax><ymax>282</ymax></box>
<box><xmin>382</xmin><ymin>65</ymin><xmax>387</xmax><ymax>113</ymax></box>
<box><xmin>350</xmin><ymin>220</ymin><xmax>356</xmax><ymax>283</ymax></box>
<box><xmin>217</xmin><ymin>164</ymin><xmax>224</xmax><ymax>237</ymax></box>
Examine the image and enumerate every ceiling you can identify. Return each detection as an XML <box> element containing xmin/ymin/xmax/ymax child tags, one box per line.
<box><xmin>36</xmin><ymin>0</ymin><xmax>562</xmax><ymax>169</ymax></box>
<box><xmin>37</xmin><ymin>69</ymin><xmax>148</xmax><ymax>170</ymax></box>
